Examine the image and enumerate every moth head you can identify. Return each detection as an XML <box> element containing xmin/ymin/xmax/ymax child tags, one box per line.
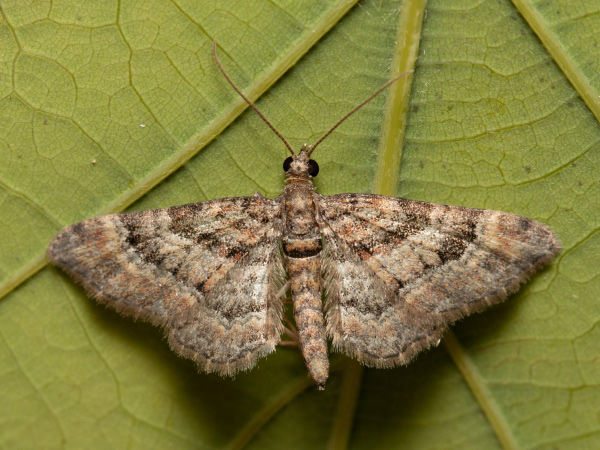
<box><xmin>212</xmin><ymin>40</ymin><xmax>412</xmax><ymax>177</ymax></box>
<box><xmin>283</xmin><ymin>145</ymin><xmax>319</xmax><ymax>179</ymax></box>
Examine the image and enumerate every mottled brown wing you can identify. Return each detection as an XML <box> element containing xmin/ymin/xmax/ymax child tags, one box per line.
<box><xmin>47</xmin><ymin>195</ymin><xmax>286</xmax><ymax>376</ymax></box>
<box><xmin>317</xmin><ymin>193</ymin><xmax>561</xmax><ymax>368</ymax></box>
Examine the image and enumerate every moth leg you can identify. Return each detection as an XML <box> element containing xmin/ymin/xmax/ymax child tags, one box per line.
<box><xmin>278</xmin><ymin>313</ymin><xmax>299</xmax><ymax>346</ymax></box>
<box><xmin>275</xmin><ymin>279</ymin><xmax>291</xmax><ymax>301</ymax></box>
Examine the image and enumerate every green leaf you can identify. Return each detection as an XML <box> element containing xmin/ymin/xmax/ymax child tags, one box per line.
<box><xmin>1</xmin><ymin>0</ymin><xmax>598</xmax><ymax>448</ymax></box>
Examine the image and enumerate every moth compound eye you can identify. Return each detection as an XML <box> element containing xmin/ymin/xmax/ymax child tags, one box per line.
<box><xmin>308</xmin><ymin>159</ymin><xmax>319</xmax><ymax>177</ymax></box>
<box><xmin>283</xmin><ymin>156</ymin><xmax>293</xmax><ymax>172</ymax></box>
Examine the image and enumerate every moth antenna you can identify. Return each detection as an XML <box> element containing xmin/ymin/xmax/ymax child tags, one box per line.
<box><xmin>307</xmin><ymin>70</ymin><xmax>414</xmax><ymax>156</ymax></box>
<box><xmin>212</xmin><ymin>41</ymin><xmax>295</xmax><ymax>156</ymax></box>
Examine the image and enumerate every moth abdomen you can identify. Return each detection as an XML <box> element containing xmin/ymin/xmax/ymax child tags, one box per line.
<box><xmin>286</xmin><ymin>254</ymin><xmax>329</xmax><ymax>389</ymax></box>
<box><xmin>282</xmin><ymin>236</ymin><xmax>322</xmax><ymax>258</ymax></box>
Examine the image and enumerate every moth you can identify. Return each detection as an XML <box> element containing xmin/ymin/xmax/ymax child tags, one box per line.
<box><xmin>47</xmin><ymin>43</ymin><xmax>561</xmax><ymax>389</ymax></box>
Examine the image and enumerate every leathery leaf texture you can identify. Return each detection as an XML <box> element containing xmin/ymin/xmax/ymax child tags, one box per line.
<box><xmin>0</xmin><ymin>0</ymin><xmax>598</xmax><ymax>448</ymax></box>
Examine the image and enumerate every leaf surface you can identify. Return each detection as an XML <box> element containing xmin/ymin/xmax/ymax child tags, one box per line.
<box><xmin>0</xmin><ymin>0</ymin><xmax>598</xmax><ymax>448</ymax></box>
